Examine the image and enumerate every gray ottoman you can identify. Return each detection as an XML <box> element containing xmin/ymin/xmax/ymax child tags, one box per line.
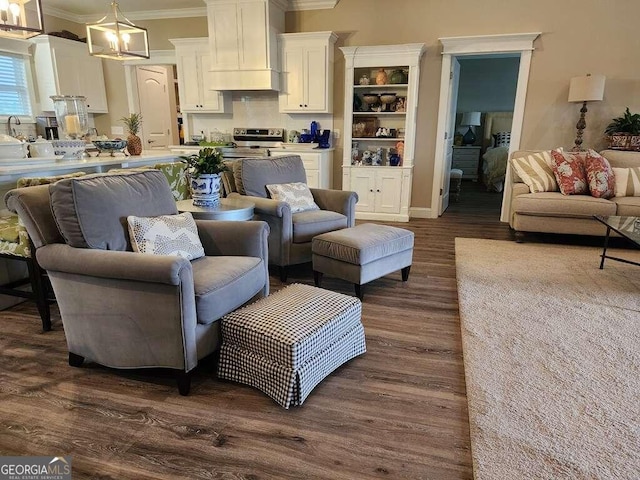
<box><xmin>217</xmin><ymin>283</ymin><xmax>366</xmax><ymax>409</ymax></box>
<box><xmin>312</xmin><ymin>223</ymin><xmax>414</xmax><ymax>300</ymax></box>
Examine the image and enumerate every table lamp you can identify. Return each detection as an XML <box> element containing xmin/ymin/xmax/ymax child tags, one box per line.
<box><xmin>461</xmin><ymin>111</ymin><xmax>481</xmax><ymax>146</ymax></box>
<box><xmin>568</xmin><ymin>74</ymin><xmax>605</xmax><ymax>151</ymax></box>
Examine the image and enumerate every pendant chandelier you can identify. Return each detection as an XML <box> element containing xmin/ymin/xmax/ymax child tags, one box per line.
<box><xmin>0</xmin><ymin>0</ymin><xmax>44</xmax><ymax>39</ymax></box>
<box><xmin>86</xmin><ymin>1</ymin><xmax>149</xmax><ymax>60</ymax></box>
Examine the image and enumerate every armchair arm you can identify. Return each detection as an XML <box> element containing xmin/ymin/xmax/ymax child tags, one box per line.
<box><xmin>310</xmin><ymin>188</ymin><xmax>359</xmax><ymax>227</ymax></box>
<box><xmin>228</xmin><ymin>192</ymin><xmax>290</xmax><ymax>217</ymax></box>
<box><xmin>195</xmin><ymin>219</ymin><xmax>269</xmax><ymax>259</ymax></box>
<box><xmin>36</xmin><ymin>244</ymin><xmax>191</xmax><ymax>285</ymax></box>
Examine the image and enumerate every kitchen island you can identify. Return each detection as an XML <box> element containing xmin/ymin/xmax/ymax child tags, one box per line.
<box><xmin>0</xmin><ymin>150</ymin><xmax>181</xmax><ymax>210</ymax></box>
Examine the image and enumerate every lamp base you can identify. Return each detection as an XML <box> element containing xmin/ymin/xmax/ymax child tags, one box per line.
<box><xmin>462</xmin><ymin>126</ymin><xmax>476</xmax><ymax>146</ymax></box>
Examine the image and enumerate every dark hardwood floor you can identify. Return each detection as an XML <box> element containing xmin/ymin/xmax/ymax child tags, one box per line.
<box><xmin>0</xmin><ymin>183</ymin><xmax>512</xmax><ymax>479</ymax></box>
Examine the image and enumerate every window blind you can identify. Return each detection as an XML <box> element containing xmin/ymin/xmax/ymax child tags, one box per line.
<box><xmin>0</xmin><ymin>52</ymin><xmax>32</xmax><ymax>116</ymax></box>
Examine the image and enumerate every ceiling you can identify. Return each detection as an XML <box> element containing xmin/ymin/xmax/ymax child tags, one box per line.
<box><xmin>42</xmin><ymin>0</ymin><xmax>339</xmax><ymax>22</ymax></box>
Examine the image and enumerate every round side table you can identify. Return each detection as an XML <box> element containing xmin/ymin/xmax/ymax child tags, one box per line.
<box><xmin>176</xmin><ymin>198</ymin><xmax>255</xmax><ymax>221</ymax></box>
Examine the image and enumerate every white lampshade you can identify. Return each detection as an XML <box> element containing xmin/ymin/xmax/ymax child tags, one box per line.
<box><xmin>568</xmin><ymin>74</ymin><xmax>605</xmax><ymax>103</ymax></box>
<box><xmin>461</xmin><ymin>111</ymin><xmax>481</xmax><ymax>127</ymax></box>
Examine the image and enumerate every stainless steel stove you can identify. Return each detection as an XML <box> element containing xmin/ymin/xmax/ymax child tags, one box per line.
<box><xmin>218</xmin><ymin>127</ymin><xmax>284</xmax><ymax>159</ymax></box>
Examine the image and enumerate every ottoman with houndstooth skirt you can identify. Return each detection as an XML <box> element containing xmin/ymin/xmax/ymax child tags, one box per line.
<box><xmin>217</xmin><ymin>283</ymin><xmax>366</xmax><ymax>408</ymax></box>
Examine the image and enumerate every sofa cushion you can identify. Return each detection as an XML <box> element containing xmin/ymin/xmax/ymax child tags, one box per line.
<box><xmin>551</xmin><ymin>150</ymin><xmax>588</xmax><ymax>195</ymax></box>
<box><xmin>612</xmin><ymin>166</ymin><xmax>640</xmax><ymax>197</ymax></box>
<box><xmin>266</xmin><ymin>182</ymin><xmax>319</xmax><ymax>213</ymax></box>
<box><xmin>513</xmin><ymin>192</ymin><xmax>616</xmax><ymax>218</ymax></box>
<box><xmin>292</xmin><ymin>210</ymin><xmax>347</xmax><ymax>243</ymax></box>
<box><xmin>510</xmin><ymin>150</ymin><xmax>559</xmax><ymax>193</ymax></box>
<box><xmin>49</xmin><ymin>170</ymin><xmax>177</xmax><ymax>251</ymax></box>
<box><xmin>585</xmin><ymin>150</ymin><xmax>615</xmax><ymax>199</ymax></box>
<box><xmin>612</xmin><ymin>196</ymin><xmax>640</xmax><ymax>217</ymax></box>
<box><xmin>191</xmin><ymin>255</ymin><xmax>264</xmax><ymax>325</ymax></box>
<box><xmin>233</xmin><ymin>156</ymin><xmax>307</xmax><ymax>198</ymax></box>
<box><xmin>127</xmin><ymin>212</ymin><xmax>204</xmax><ymax>260</ymax></box>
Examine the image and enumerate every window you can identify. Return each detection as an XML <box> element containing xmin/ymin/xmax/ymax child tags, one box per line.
<box><xmin>0</xmin><ymin>52</ymin><xmax>32</xmax><ymax>116</ymax></box>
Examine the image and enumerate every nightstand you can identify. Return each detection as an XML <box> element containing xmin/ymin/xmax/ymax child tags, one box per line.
<box><xmin>452</xmin><ymin>146</ymin><xmax>481</xmax><ymax>181</ymax></box>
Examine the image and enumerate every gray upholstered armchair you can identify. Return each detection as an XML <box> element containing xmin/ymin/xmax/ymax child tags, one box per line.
<box><xmin>5</xmin><ymin>170</ymin><xmax>269</xmax><ymax>395</ymax></box>
<box><xmin>225</xmin><ymin>155</ymin><xmax>358</xmax><ymax>281</ymax></box>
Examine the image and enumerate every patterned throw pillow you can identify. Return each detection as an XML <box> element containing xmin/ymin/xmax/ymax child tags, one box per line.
<box><xmin>266</xmin><ymin>182</ymin><xmax>319</xmax><ymax>213</ymax></box>
<box><xmin>510</xmin><ymin>149</ymin><xmax>560</xmax><ymax>193</ymax></box>
<box><xmin>551</xmin><ymin>149</ymin><xmax>588</xmax><ymax>195</ymax></box>
<box><xmin>584</xmin><ymin>150</ymin><xmax>615</xmax><ymax>199</ymax></box>
<box><xmin>493</xmin><ymin>131</ymin><xmax>511</xmax><ymax>148</ymax></box>
<box><xmin>612</xmin><ymin>166</ymin><xmax>640</xmax><ymax>197</ymax></box>
<box><xmin>127</xmin><ymin>212</ymin><xmax>204</xmax><ymax>260</ymax></box>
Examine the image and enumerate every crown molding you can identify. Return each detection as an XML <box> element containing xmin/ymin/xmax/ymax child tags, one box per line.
<box><xmin>289</xmin><ymin>0</ymin><xmax>340</xmax><ymax>11</ymax></box>
<box><xmin>43</xmin><ymin>0</ymin><xmax>338</xmax><ymax>24</ymax></box>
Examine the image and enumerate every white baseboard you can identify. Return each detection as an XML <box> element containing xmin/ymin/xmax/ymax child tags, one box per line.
<box><xmin>409</xmin><ymin>207</ymin><xmax>432</xmax><ymax>219</ymax></box>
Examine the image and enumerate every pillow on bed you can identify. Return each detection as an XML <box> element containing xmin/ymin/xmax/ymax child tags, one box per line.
<box><xmin>493</xmin><ymin>132</ymin><xmax>511</xmax><ymax>148</ymax></box>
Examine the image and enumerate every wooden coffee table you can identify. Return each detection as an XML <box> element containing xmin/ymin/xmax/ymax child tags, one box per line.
<box><xmin>594</xmin><ymin>215</ymin><xmax>640</xmax><ymax>269</ymax></box>
<box><xmin>177</xmin><ymin>198</ymin><xmax>255</xmax><ymax>221</ymax></box>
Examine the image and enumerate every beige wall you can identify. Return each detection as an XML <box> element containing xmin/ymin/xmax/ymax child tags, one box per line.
<box><xmin>286</xmin><ymin>0</ymin><xmax>640</xmax><ymax>211</ymax></box>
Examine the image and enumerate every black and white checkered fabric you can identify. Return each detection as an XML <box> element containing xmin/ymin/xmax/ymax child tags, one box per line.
<box><xmin>218</xmin><ymin>283</ymin><xmax>366</xmax><ymax>409</ymax></box>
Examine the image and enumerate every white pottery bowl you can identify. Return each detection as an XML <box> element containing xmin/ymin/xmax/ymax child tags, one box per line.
<box><xmin>29</xmin><ymin>139</ymin><xmax>55</xmax><ymax>158</ymax></box>
<box><xmin>0</xmin><ymin>142</ymin><xmax>28</xmax><ymax>159</ymax></box>
<box><xmin>52</xmin><ymin>140</ymin><xmax>86</xmax><ymax>160</ymax></box>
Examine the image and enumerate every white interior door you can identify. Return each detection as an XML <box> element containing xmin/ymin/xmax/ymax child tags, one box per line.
<box><xmin>136</xmin><ymin>66</ymin><xmax>172</xmax><ymax>149</ymax></box>
<box><xmin>439</xmin><ymin>57</ymin><xmax>461</xmax><ymax>215</ymax></box>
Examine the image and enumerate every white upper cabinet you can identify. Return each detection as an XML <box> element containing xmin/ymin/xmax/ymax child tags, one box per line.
<box><xmin>33</xmin><ymin>35</ymin><xmax>108</xmax><ymax>113</ymax></box>
<box><xmin>170</xmin><ymin>38</ymin><xmax>226</xmax><ymax>113</ymax></box>
<box><xmin>278</xmin><ymin>32</ymin><xmax>337</xmax><ymax>113</ymax></box>
<box><xmin>204</xmin><ymin>0</ymin><xmax>286</xmax><ymax>91</ymax></box>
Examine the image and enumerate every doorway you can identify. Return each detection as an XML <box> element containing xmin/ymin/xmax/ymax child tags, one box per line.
<box><xmin>431</xmin><ymin>33</ymin><xmax>540</xmax><ymax>222</ymax></box>
<box><xmin>445</xmin><ymin>54</ymin><xmax>520</xmax><ymax>216</ymax></box>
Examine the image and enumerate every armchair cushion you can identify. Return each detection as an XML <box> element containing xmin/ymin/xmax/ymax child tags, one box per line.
<box><xmin>191</xmin><ymin>255</ymin><xmax>265</xmax><ymax>324</ymax></box>
<box><xmin>127</xmin><ymin>212</ymin><xmax>205</xmax><ymax>260</ymax></box>
<box><xmin>49</xmin><ymin>170</ymin><xmax>178</xmax><ymax>251</ymax></box>
<box><xmin>292</xmin><ymin>210</ymin><xmax>347</xmax><ymax>243</ymax></box>
<box><xmin>266</xmin><ymin>182</ymin><xmax>319</xmax><ymax>213</ymax></box>
<box><xmin>233</xmin><ymin>156</ymin><xmax>307</xmax><ymax>197</ymax></box>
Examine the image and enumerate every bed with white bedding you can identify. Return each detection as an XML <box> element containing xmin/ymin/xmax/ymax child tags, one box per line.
<box><xmin>481</xmin><ymin>111</ymin><xmax>513</xmax><ymax>192</ymax></box>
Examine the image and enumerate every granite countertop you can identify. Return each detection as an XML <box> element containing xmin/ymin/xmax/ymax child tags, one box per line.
<box><xmin>0</xmin><ymin>150</ymin><xmax>179</xmax><ymax>177</ymax></box>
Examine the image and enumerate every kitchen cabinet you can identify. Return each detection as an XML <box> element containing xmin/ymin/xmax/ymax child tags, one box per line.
<box><xmin>278</xmin><ymin>32</ymin><xmax>337</xmax><ymax>113</ymax></box>
<box><xmin>170</xmin><ymin>38</ymin><xmax>226</xmax><ymax>113</ymax></box>
<box><xmin>33</xmin><ymin>35</ymin><xmax>108</xmax><ymax>113</ymax></box>
<box><xmin>269</xmin><ymin>148</ymin><xmax>333</xmax><ymax>189</ymax></box>
<box><xmin>340</xmin><ymin>44</ymin><xmax>426</xmax><ymax>222</ymax></box>
<box><xmin>204</xmin><ymin>0</ymin><xmax>286</xmax><ymax>90</ymax></box>
<box><xmin>452</xmin><ymin>145</ymin><xmax>481</xmax><ymax>180</ymax></box>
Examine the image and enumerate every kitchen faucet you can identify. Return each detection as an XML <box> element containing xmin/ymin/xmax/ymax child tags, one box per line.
<box><xmin>7</xmin><ymin>115</ymin><xmax>21</xmax><ymax>137</ymax></box>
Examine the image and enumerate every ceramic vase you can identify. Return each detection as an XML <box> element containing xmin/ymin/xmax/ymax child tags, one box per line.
<box><xmin>375</xmin><ymin>68</ymin><xmax>388</xmax><ymax>85</ymax></box>
<box><xmin>190</xmin><ymin>173</ymin><xmax>221</xmax><ymax>207</ymax></box>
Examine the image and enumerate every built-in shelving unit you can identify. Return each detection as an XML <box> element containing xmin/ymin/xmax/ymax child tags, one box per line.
<box><xmin>340</xmin><ymin>44</ymin><xmax>426</xmax><ymax>222</ymax></box>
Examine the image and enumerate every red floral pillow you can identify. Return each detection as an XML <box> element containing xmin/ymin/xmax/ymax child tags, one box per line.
<box><xmin>584</xmin><ymin>150</ymin><xmax>615</xmax><ymax>199</ymax></box>
<box><xmin>551</xmin><ymin>149</ymin><xmax>588</xmax><ymax>195</ymax></box>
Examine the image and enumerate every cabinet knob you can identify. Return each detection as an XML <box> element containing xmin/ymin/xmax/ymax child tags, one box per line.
<box><xmin>369</xmin><ymin>189</ymin><xmax>373</xmax><ymax>192</ymax></box>
<box><xmin>299</xmin><ymin>104</ymin><xmax>303</xmax><ymax>107</ymax></box>
<box><xmin>377</xmin><ymin>189</ymin><xmax>380</xmax><ymax>192</ymax></box>
<box><xmin>304</xmin><ymin>104</ymin><xmax>308</xmax><ymax>107</ymax></box>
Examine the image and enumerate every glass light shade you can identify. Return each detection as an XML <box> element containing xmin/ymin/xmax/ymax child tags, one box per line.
<box><xmin>0</xmin><ymin>0</ymin><xmax>43</xmax><ymax>39</ymax></box>
<box><xmin>86</xmin><ymin>2</ymin><xmax>149</xmax><ymax>60</ymax></box>
<box><xmin>51</xmin><ymin>95</ymin><xmax>89</xmax><ymax>140</ymax></box>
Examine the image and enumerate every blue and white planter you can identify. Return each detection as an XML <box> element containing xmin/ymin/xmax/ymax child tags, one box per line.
<box><xmin>190</xmin><ymin>173</ymin><xmax>221</xmax><ymax>207</ymax></box>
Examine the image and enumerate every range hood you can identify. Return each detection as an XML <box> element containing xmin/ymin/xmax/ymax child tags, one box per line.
<box><xmin>204</xmin><ymin>0</ymin><xmax>286</xmax><ymax>91</ymax></box>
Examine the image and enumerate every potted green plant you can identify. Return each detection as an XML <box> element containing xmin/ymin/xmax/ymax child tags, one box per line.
<box><xmin>120</xmin><ymin>113</ymin><xmax>143</xmax><ymax>155</ymax></box>
<box><xmin>180</xmin><ymin>147</ymin><xmax>228</xmax><ymax>206</ymax></box>
<box><xmin>604</xmin><ymin>107</ymin><xmax>640</xmax><ymax>151</ymax></box>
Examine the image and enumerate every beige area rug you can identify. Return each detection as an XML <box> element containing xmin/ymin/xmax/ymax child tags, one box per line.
<box><xmin>455</xmin><ymin>238</ymin><xmax>640</xmax><ymax>480</ymax></box>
